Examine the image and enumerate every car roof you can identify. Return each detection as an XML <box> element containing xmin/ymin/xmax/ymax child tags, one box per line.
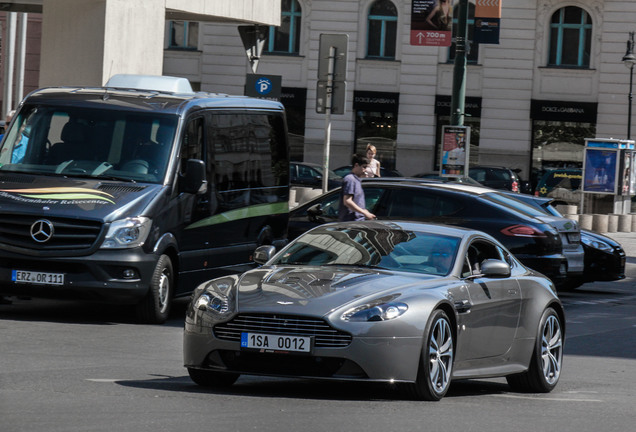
<box><xmin>319</xmin><ymin>219</ymin><xmax>484</xmax><ymax>238</ymax></box>
<box><xmin>22</xmin><ymin>86</ymin><xmax>284</xmax><ymax>116</ymax></box>
<box><xmin>360</xmin><ymin>178</ymin><xmax>496</xmax><ymax>195</ymax></box>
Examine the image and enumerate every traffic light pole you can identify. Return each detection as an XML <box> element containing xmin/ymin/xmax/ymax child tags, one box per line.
<box><xmin>450</xmin><ymin>0</ymin><xmax>469</xmax><ymax>126</ymax></box>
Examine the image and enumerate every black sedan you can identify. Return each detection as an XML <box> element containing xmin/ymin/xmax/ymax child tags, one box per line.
<box><xmin>288</xmin><ymin>179</ymin><xmax>569</xmax><ymax>284</ymax></box>
<box><xmin>509</xmin><ymin>193</ymin><xmax>626</xmax><ymax>288</ymax></box>
<box><xmin>290</xmin><ymin>161</ymin><xmax>343</xmax><ymax>190</ymax></box>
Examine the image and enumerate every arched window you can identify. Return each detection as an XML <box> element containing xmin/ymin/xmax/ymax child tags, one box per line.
<box><xmin>265</xmin><ymin>0</ymin><xmax>302</xmax><ymax>55</ymax></box>
<box><xmin>548</xmin><ymin>6</ymin><xmax>592</xmax><ymax>67</ymax></box>
<box><xmin>367</xmin><ymin>0</ymin><xmax>398</xmax><ymax>59</ymax></box>
<box><xmin>448</xmin><ymin>2</ymin><xmax>478</xmax><ymax>64</ymax></box>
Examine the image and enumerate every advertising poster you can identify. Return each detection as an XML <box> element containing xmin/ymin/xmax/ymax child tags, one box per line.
<box><xmin>410</xmin><ymin>0</ymin><xmax>453</xmax><ymax>47</ymax></box>
<box><xmin>474</xmin><ymin>0</ymin><xmax>501</xmax><ymax>44</ymax></box>
<box><xmin>583</xmin><ymin>148</ymin><xmax>618</xmax><ymax>194</ymax></box>
<box><xmin>440</xmin><ymin>125</ymin><xmax>469</xmax><ymax>176</ymax></box>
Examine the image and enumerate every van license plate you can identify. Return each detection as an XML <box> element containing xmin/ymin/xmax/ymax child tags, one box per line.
<box><xmin>12</xmin><ymin>270</ymin><xmax>65</xmax><ymax>285</ymax></box>
<box><xmin>241</xmin><ymin>332</ymin><xmax>311</xmax><ymax>353</ymax></box>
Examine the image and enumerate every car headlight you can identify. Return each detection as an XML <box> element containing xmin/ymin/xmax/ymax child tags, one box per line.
<box><xmin>581</xmin><ymin>234</ymin><xmax>613</xmax><ymax>252</ymax></box>
<box><xmin>342</xmin><ymin>296</ymin><xmax>408</xmax><ymax>322</ymax></box>
<box><xmin>101</xmin><ymin>217</ymin><xmax>151</xmax><ymax>249</ymax></box>
<box><xmin>193</xmin><ymin>276</ymin><xmax>237</xmax><ymax>318</ymax></box>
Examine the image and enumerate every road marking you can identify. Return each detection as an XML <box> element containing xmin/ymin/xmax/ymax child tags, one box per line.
<box><xmin>85</xmin><ymin>378</ymin><xmax>122</xmax><ymax>383</ymax></box>
<box><xmin>490</xmin><ymin>394</ymin><xmax>602</xmax><ymax>402</ymax></box>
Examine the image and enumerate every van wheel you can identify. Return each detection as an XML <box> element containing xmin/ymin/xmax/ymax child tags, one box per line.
<box><xmin>136</xmin><ymin>254</ymin><xmax>173</xmax><ymax>324</ymax></box>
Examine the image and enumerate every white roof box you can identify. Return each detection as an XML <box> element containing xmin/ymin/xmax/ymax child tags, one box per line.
<box><xmin>105</xmin><ymin>74</ymin><xmax>194</xmax><ymax>94</ymax></box>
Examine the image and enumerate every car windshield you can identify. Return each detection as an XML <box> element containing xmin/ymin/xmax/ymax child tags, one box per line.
<box><xmin>273</xmin><ymin>223</ymin><xmax>460</xmax><ymax>276</ymax></box>
<box><xmin>0</xmin><ymin>104</ymin><xmax>178</xmax><ymax>184</ymax></box>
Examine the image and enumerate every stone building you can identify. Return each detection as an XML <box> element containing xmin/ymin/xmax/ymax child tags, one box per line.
<box><xmin>163</xmin><ymin>0</ymin><xmax>636</xmax><ymax>182</ymax></box>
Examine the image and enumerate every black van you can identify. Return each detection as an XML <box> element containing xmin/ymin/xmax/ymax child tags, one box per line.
<box><xmin>0</xmin><ymin>75</ymin><xmax>289</xmax><ymax>323</ymax></box>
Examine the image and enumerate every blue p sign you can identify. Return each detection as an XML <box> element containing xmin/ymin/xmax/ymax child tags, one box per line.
<box><xmin>256</xmin><ymin>77</ymin><xmax>272</xmax><ymax>95</ymax></box>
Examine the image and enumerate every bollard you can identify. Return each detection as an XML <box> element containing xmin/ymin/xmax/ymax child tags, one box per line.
<box><xmin>618</xmin><ymin>214</ymin><xmax>632</xmax><ymax>232</ymax></box>
<box><xmin>592</xmin><ymin>213</ymin><xmax>609</xmax><ymax>233</ymax></box>
<box><xmin>289</xmin><ymin>188</ymin><xmax>297</xmax><ymax>207</ymax></box>
<box><xmin>607</xmin><ymin>214</ymin><xmax>619</xmax><ymax>233</ymax></box>
<box><xmin>566</xmin><ymin>214</ymin><xmax>579</xmax><ymax>223</ymax></box>
<box><xmin>557</xmin><ymin>204</ymin><xmax>577</xmax><ymax>215</ymax></box>
<box><xmin>579</xmin><ymin>214</ymin><xmax>593</xmax><ymax>230</ymax></box>
<box><xmin>631</xmin><ymin>214</ymin><xmax>636</xmax><ymax>232</ymax></box>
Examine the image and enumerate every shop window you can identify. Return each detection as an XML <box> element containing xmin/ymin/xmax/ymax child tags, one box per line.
<box><xmin>548</xmin><ymin>6</ymin><xmax>592</xmax><ymax>68</ymax></box>
<box><xmin>366</xmin><ymin>0</ymin><xmax>398</xmax><ymax>59</ymax></box>
<box><xmin>168</xmin><ymin>21</ymin><xmax>199</xmax><ymax>50</ymax></box>
<box><xmin>355</xmin><ymin>111</ymin><xmax>398</xmax><ymax>170</ymax></box>
<box><xmin>264</xmin><ymin>0</ymin><xmax>302</xmax><ymax>55</ymax></box>
<box><xmin>530</xmin><ymin>120</ymin><xmax>596</xmax><ymax>187</ymax></box>
<box><xmin>448</xmin><ymin>1</ymin><xmax>478</xmax><ymax>64</ymax></box>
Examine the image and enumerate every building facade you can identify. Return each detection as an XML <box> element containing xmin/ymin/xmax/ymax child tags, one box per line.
<box><xmin>163</xmin><ymin>0</ymin><xmax>636</xmax><ymax>183</ymax></box>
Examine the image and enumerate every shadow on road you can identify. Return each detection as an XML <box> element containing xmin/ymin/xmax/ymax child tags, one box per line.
<box><xmin>115</xmin><ymin>373</ymin><xmax>512</xmax><ymax>401</ymax></box>
<box><xmin>0</xmin><ymin>296</ymin><xmax>189</xmax><ymax>327</ymax></box>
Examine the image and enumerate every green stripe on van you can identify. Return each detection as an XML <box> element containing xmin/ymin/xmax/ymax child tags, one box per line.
<box><xmin>185</xmin><ymin>201</ymin><xmax>289</xmax><ymax>229</ymax></box>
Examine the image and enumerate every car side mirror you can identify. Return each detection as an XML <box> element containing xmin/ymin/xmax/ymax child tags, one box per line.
<box><xmin>181</xmin><ymin>159</ymin><xmax>207</xmax><ymax>194</ymax></box>
<box><xmin>253</xmin><ymin>245</ymin><xmax>277</xmax><ymax>265</ymax></box>
<box><xmin>480</xmin><ymin>259</ymin><xmax>511</xmax><ymax>278</ymax></box>
<box><xmin>307</xmin><ymin>203</ymin><xmax>323</xmax><ymax>217</ymax></box>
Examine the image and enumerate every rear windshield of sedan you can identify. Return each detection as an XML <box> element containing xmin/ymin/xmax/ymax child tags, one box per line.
<box><xmin>481</xmin><ymin>192</ymin><xmax>549</xmax><ymax>219</ymax></box>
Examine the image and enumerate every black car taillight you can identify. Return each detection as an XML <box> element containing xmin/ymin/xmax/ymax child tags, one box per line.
<box><xmin>501</xmin><ymin>224</ymin><xmax>547</xmax><ymax>238</ymax></box>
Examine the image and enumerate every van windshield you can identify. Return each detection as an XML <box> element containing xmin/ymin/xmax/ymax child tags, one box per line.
<box><xmin>0</xmin><ymin>105</ymin><xmax>178</xmax><ymax>184</ymax></box>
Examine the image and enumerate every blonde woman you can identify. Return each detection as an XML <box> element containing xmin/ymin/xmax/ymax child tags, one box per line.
<box><xmin>364</xmin><ymin>144</ymin><xmax>381</xmax><ymax>177</ymax></box>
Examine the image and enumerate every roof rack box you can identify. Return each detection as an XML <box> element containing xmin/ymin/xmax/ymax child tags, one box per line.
<box><xmin>105</xmin><ymin>74</ymin><xmax>194</xmax><ymax>94</ymax></box>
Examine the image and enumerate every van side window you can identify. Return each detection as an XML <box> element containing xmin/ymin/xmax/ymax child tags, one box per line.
<box><xmin>181</xmin><ymin>117</ymin><xmax>204</xmax><ymax>175</ymax></box>
<box><xmin>207</xmin><ymin>112</ymin><xmax>288</xmax><ymax>212</ymax></box>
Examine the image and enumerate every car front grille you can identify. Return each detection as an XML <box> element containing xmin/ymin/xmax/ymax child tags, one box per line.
<box><xmin>0</xmin><ymin>214</ymin><xmax>103</xmax><ymax>255</ymax></box>
<box><xmin>214</xmin><ymin>313</ymin><xmax>353</xmax><ymax>348</ymax></box>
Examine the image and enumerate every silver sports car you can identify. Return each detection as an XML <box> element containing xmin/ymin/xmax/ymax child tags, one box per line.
<box><xmin>184</xmin><ymin>221</ymin><xmax>565</xmax><ymax>401</ymax></box>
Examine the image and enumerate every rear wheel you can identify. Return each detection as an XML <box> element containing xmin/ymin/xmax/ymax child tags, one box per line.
<box><xmin>507</xmin><ymin>307</ymin><xmax>563</xmax><ymax>393</ymax></box>
<box><xmin>187</xmin><ymin>368</ymin><xmax>239</xmax><ymax>388</ymax></box>
<box><xmin>404</xmin><ymin>309</ymin><xmax>454</xmax><ymax>401</ymax></box>
<box><xmin>136</xmin><ymin>254</ymin><xmax>173</xmax><ymax>324</ymax></box>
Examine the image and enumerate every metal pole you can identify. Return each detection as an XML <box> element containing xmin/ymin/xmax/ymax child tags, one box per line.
<box><xmin>16</xmin><ymin>13</ymin><xmax>28</xmax><ymax>105</ymax></box>
<box><xmin>2</xmin><ymin>12</ymin><xmax>17</xmax><ymax>118</ymax></box>
<box><xmin>629</xmin><ymin>63</ymin><xmax>633</xmax><ymax>140</ymax></box>
<box><xmin>450</xmin><ymin>0</ymin><xmax>469</xmax><ymax>126</ymax></box>
<box><xmin>322</xmin><ymin>46</ymin><xmax>336</xmax><ymax>194</ymax></box>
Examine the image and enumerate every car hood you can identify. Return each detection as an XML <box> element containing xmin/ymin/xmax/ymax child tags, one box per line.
<box><xmin>0</xmin><ymin>174</ymin><xmax>163</xmax><ymax>222</ymax></box>
<box><xmin>234</xmin><ymin>265</ymin><xmax>445</xmax><ymax>316</ymax></box>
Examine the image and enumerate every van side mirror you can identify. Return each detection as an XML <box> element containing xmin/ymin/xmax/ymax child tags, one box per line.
<box><xmin>182</xmin><ymin>159</ymin><xmax>207</xmax><ymax>194</ymax></box>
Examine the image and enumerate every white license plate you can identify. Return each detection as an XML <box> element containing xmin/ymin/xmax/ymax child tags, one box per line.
<box><xmin>241</xmin><ymin>332</ymin><xmax>311</xmax><ymax>353</ymax></box>
<box><xmin>12</xmin><ymin>270</ymin><xmax>65</xmax><ymax>285</ymax></box>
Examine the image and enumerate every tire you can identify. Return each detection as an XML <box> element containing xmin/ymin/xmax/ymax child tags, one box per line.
<box><xmin>404</xmin><ymin>309</ymin><xmax>454</xmax><ymax>401</ymax></box>
<box><xmin>136</xmin><ymin>254</ymin><xmax>173</xmax><ymax>324</ymax></box>
<box><xmin>507</xmin><ymin>307</ymin><xmax>563</xmax><ymax>393</ymax></box>
<box><xmin>187</xmin><ymin>368</ymin><xmax>239</xmax><ymax>388</ymax></box>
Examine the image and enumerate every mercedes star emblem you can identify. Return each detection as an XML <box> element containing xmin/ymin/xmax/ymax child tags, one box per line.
<box><xmin>30</xmin><ymin>219</ymin><xmax>55</xmax><ymax>243</ymax></box>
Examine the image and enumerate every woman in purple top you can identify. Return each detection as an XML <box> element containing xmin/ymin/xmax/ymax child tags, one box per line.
<box><xmin>338</xmin><ymin>154</ymin><xmax>376</xmax><ymax>221</ymax></box>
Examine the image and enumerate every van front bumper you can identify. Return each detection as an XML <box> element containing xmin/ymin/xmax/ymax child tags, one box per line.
<box><xmin>0</xmin><ymin>248</ymin><xmax>158</xmax><ymax>303</ymax></box>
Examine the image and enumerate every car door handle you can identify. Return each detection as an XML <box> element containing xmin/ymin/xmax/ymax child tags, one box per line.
<box><xmin>454</xmin><ymin>299</ymin><xmax>472</xmax><ymax>313</ymax></box>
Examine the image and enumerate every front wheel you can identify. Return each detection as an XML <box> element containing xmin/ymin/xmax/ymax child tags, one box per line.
<box><xmin>136</xmin><ymin>254</ymin><xmax>173</xmax><ymax>324</ymax></box>
<box><xmin>403</xmin><ymin>309</ymin><xmax>454</xmax><ymax>401</ymax></box>
<box><xmin>507</xmin><ymin>307</ymin><xmax>563</xmax><ymax>393</ymax></box>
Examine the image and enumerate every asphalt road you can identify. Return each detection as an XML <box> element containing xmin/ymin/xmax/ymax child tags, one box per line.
<box><xmin>1</xmin><ymin>234</ymin><xmax>636</xmax><ymax>432</ymax></box>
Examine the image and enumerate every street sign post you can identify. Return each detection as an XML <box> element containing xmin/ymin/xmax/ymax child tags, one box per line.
<box><xmin>316</xmin><ymin>34</ymin><xmax>348</xmax><ymax>193</ymax></box>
